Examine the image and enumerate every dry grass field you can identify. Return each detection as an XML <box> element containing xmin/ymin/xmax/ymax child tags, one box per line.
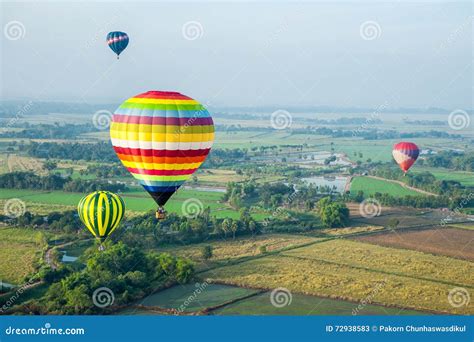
<box><xmin>283</xmin><ymin>239</ymin><xmax>474</xmax><ymax>287</ymax></box>
<box><xmin>201</xmin><ymin>237</ymin><xmax>474</xmax><ymax>315</ymax></box>
<box><xmin>354</xmin><ymin>227</ymin><xmax>474</xmax><ymax>261</ymax></box>
<box><xmin>0</xmin><ymin>227</ymin><xmax>45</xmax><ymax>284</ymax></box>
<box><xmin>202</xmin><ymin>254</ymin><xmax>473</xmax><ymax>314</ymax></box>
<box><xmin>162</xmin><ymin>234</ymin><xmax>320</xmax><ymax>264</ymax></box>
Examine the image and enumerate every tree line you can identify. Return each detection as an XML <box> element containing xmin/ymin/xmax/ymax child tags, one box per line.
<box><xmin>0</xmin><ymin>171</ymin><xmax>127</xmax><ymax>193</ymax></box>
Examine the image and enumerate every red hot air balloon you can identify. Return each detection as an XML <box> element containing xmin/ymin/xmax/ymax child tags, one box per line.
<box><xmin>392</xmin><ymin>142</ymin><xmax>420</xmax><ymax>174</ymax></box>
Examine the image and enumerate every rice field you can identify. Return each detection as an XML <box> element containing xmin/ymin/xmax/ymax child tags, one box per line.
<box><xmin>350</xmin><ymin>176</ymin><xmax>423</xmax><ymax>197</ymax></box>
<box><xmin>415</xmin><ymin>168</ymin><xmax>474</xmax><ymax>187</ymax></box>
<box><xmin>213</xmin><ymin>291</ymin><xmax>425</xmax><ymax>315</ymax></box>
<box><xmin>0</xmin><ymin>187</ymin><xmax>256</xmax><ymax>219</ymax></box>
<box><xmin>202</xmin><ymin>241</ymin><xmax>474</xmax><ymax>314</ymax></box>
<box><xmin>128</xmin><ymin>284</ymin><xmax>259</xmax><ymax>313</ymax></box>
<box><xmin>283</xmin><ymin>239</ymin><xmax>474</xmax><ymax>287</ymax></box>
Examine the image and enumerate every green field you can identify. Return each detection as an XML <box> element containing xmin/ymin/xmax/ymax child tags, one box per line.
<box><xmin>134</xmin><ymin>284</ymin><xmax>259</xmax><ymax>313</ymax></box>
<box><xmin>0</xmin><ymin>187</ymin><xmax>262</xmax><ymax>219</ymax></box>
<box><xmin>350</xmin><ymin>176</ymin><xmax>423</xmax><ymax>197</ymax></box>
<box><xmin>415</xmin><ymin>168</ymin><xmax>474</xmax><ymax>187</ymax></box>
<box><xmin>214</xmin><ymin>291</ymin><xmax>425</xmax><ymax>315</ymax></box>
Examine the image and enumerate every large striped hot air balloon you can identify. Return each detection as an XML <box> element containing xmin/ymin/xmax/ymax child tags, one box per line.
<box><xmin>110</xmin><ymin>91</ymin><xmax>214</xmax><ymax>219</ymax></box>
<box><xmin>392</xmin><ymin>142</ymin><xmax>420</xmax><ymax>174</ymax></box>
<box><xmin>77</xmin><ymin>191</ymin><xmax>125</xmax><ymax>249</ymax></box>
<box><xmin>106</xmin><ymin>31</ymin><xmax>129</xmax><ymax>59</ymax></box>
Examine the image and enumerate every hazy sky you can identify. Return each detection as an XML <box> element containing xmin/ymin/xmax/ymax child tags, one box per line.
<box><xmin>1</xmin><ymin>1</ymin><xmax>472</xmax><ymax>109</ymax></box>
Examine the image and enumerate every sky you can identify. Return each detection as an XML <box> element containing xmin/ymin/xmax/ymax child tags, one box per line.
<box><xmin>1</xmin><ymin>1</ymin><xmax>472</xmax><ymax>109</ymax></box>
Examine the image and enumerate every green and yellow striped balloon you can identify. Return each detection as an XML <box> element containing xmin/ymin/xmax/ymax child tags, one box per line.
<box><xmin>77</xmin><ymin>191</ymin><xmax>125</xmax><ymax>243</ymax></box>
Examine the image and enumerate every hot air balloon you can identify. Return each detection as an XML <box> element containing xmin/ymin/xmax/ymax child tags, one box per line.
<box><xmin>77</xmin><ymin>191</ymin><xmax>125</xmax><ymax>250</ymax></box>
<box><xmin>110</xmin><ymin>91</ymin><xmax>214</xmax><ymax>219</ymax></box>
<box><xmin>106</xmin><ymin>31</ymin><xmax>129</xmax><ymax>59</ymax></box>
<box><xmin>392</xmin><ymin>142</ymin><xmax>420</xmax><ymax>174</ymax></box>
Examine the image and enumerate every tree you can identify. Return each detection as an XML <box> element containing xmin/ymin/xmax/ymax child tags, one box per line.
<box><xmin>201</xmin><ymin>245</ymin><xmax>213</xmax><ymax>260</ymax></box>
<box><xmin>221</xmin><ymin>219</ymin><xmax>231</xmax><ymax>238</ymax></box>
<box><xmin>175</xmin><ymin>258</ymin><xmax>194</xmax><ymax>284</ymax></box>
<box><xmin>43</xmin><ymin>160</ymin><xmax>57</xmax><ymax>171</ymax></box>
<box><xmin>230</xmin><ymin>221</ymin><xmax>239</xmax><ymax>239</ymax></box>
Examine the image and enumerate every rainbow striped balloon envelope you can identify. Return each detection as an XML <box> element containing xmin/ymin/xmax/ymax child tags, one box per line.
<box><xmin>392</xmin><ymin>142</ymin><xmax>419</xmax><ymax>173</ymax></box>
<box><xmin>110</xmin><ymin>91</ymin><xmax>214</xmax><ymax>210</ymax></box>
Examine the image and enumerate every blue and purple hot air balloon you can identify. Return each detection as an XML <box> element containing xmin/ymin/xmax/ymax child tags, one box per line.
<box><xmin>106</xmin><ymin>31</ymin><xmax>129</xmax><ymax>59</ymax></box>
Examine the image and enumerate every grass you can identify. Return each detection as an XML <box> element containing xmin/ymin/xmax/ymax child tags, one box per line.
<box><xmin>321</xmin><ymin>225</ymin><xmax>385</xmax><ymax>236</ymax></box>
<box><xmin>415</xmin><ymin>167</ymin><xmax>474</xmax><ymax>187</ymax></box>
<box><xmin>160</xmin><ymin>234</ymin><xmax>319</xmax><ymax>271</ymax></box>
<box><xmin>283</xmin><ymin>239</ymin><xmax>474</xmax><ymax>287</ymax></box>
<box><xmin>202</xmin><ymin>248</ymin><xmax>473</xmax><ymax>314</ymax></box>
<box><xmin>350</xmin><ymin>176</ymin><xmax>423</xmax><ymax>197</ymax></box>
<box><xmin>354</xmin><ymin>228</ymin><xmax>474</xmax><ymax>261</ymax></box>
<box><xmin>0</xmin><ymin>227</ymin><xmax>45</xmax><ymax>284</ymax></box>
<box><xmin>0</xmin><ymin>187</ymin><xmax>258</xmax><ymax>219</ymax></box>
<box><xmin>448</xmin><ymin>223</ymin><xmax>474</xmax><ymax>231</ymax></box>
<box><xmin>214</xmin><ymin>291</ymin><xmax>425</xmax><ymax>315</ymax></box>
